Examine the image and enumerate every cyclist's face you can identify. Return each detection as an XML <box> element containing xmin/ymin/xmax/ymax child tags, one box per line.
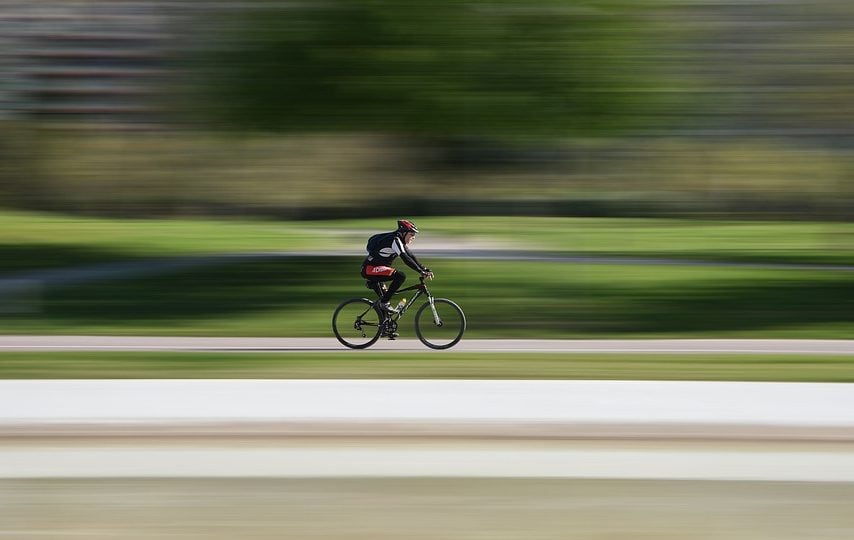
<box><xmin>404</xmin><ymin>232</ymin><xmax>416</xmax><ymax>244</ymax></box>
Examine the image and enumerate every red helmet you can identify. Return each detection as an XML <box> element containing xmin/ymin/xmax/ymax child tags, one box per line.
<box><xmin>397</xmin><ymin>219</ymin><xmax>419</xmax><ymax>234</ymax></box>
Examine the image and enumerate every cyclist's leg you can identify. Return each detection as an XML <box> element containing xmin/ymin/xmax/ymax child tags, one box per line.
<box><xmin>378</xmin><ymin>271</ymin><xmax>405</xmax><ymax>339</ymax></box>
<box><xmin>365</xmin><ymin>280</ymin><xmax>385</xmax><ymax>299</ymax></box>
<box><xmin>361</xmin><ymin>264</ymin><xmax>384</xmax><ymax>298</ymax></box>
<box><xmin>362</xmin><ymin>269</ymin><xmax>400</xmax><ymax>338</ymax></box>
<box><xmin>363</xmin><ymin>265</ymin><xmax>401</xmax><ymax>304</ymax></box>
<box><xmin>382</xmin><ymin>271</ymin><xmax>406</xmax><ymax>303</ymax></box>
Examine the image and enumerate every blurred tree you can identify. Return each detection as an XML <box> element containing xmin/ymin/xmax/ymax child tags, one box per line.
<box><xmin>187</xmin><ymin>0</ymin><xmax>666</xmax><ymax>140</ymax></box>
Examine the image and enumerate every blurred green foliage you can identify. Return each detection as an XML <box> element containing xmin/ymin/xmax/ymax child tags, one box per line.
<box><xmin>5</xmin><ymin>1</ymin><xmax>854</xmax><ymax>220</ymax></box>
<box><xmin>190</xmin><ymin>0</ymin><xmax>663</xmax><ymax>137</ymax></box>
<box><xmin>4</xmin><ymin>130</ymin><xmax>852</xmax><ymax>220</ymax></box>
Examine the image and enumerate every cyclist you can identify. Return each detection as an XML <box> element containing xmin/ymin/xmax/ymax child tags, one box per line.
<box><xmin>362</xmin><ymin>219</ymin><xmax>434</xmax><ymax>315</ymax></box>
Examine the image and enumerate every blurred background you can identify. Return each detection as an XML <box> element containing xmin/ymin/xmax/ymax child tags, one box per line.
<box><xmin>3</xmin><ymin>3</ymin><xmax>854</xmax><ymax>539</ymax></box>
<box><xmin>2</xmin><ymin>0</ymin><xmax>854</xmax><ymax>220</ymax></box>
<box><xmin>1</xmin><ymin>0</ymin><xmax>854</xmax><ymax>340</ymax></box>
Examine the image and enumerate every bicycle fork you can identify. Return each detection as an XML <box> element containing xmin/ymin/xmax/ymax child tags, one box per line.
<box><xmin>428</xmin><ymin>296</ymin><xmax>443</xmax><ymax>327</ymax></box>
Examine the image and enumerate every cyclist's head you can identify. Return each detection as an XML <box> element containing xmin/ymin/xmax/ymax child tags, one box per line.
<box><xmin>397</xmin><ymin>219</ymin><xmax>419</xmax><ymax>235</ymax></box>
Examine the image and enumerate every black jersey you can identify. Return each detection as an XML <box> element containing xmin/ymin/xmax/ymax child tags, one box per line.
<box><xmin>363</xmin><ymin>231</ymin><xmax>428</xmax><ymax>273</ymax></box>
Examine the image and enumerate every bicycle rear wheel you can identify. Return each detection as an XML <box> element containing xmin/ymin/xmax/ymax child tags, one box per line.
<box><xmin>332</xmin><ymin>298</ymin><xmax>383</xmax><ymax>349</ymax></box>
<box><xmin>414</xmin><ymin>298</ymin><xmax>466</xmax><ymax>349</ymax></box>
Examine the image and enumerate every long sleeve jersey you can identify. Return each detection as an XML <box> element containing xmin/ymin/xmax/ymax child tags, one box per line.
<box><xmin>363</xmin><ymin>231</ymin><xmax>428</xmax><ymax>274</ymax></box>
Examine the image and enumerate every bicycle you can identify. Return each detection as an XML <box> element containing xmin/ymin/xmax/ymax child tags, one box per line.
<box><xmin>332</xmin><ymin>277</ymin><xmax>466</xmax><ymax>350</ymax></box>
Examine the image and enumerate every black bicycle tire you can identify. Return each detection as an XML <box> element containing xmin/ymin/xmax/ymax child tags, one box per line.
<box><xmin>414</xmin><ymin>298</ymin><xmax>466</xmax><ymax>350</ymax></box>
<box><xmin>332</xmin><ymin>298</ymin><xmax>383</xmax><ymax>349</ymax></box>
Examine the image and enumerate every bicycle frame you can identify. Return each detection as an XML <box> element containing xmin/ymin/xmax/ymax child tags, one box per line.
<box><xmin>359</xmin><ymin>278</ymin><xmax>439</xmax><ymax>326</ymax></box>
<box><xmin>388</xmin><ymin>281</ymin><xmax>427</xmax><ymax>318</ymax></box>
<box><xmin>335</xmin><ymin>276</ymin><xmax>464</xmax><ymax>349</ymax></box>
<box><xmin>389</xmin><ymin>277</ymin><xmax>446</xmax><ymax>323</ymax></box>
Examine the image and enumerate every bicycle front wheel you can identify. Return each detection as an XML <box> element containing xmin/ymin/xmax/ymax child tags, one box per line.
<box><xmin>332</xmin><ymin>298</ymin><xmax>383</xmax><ymax>349</ymax></box>
<box><xmin>414</xmin><ymin>298</ymin><xmax>466</xmax><ymax>350</ymax></box>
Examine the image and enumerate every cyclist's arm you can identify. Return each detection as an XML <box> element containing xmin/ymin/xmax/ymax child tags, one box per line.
<box><xmin>393</xmin><ymin>237</ymin><xmax>429</xmax><ymax>275</ymax></box>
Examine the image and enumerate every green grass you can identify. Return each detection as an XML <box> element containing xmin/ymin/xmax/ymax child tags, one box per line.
<box><xmin>2</xmin><ymin>351</ymin><xmax>853</xmax><ymax>381</ymax></box>
<box><xmin>3</xmin><ymin>257</ymin><xmax>854</xmax><ymax>338</ymax></box>
<box><xmin>415</xmin><ymin>216</ymin><xmax>854</xmax><ymax>266</ymax></box>
<box><xmin>3</xmin><ymin>211</ymin><xmax>854</xmax><ymax>275</ymax></box>
<box><xmin>0</xmin><ymin>210</ymin><xmax>341</xmax><ymax>273</ymax></box>
<box><xmin>3</xmin><ymin>210</ymin><xmax>853</xmax><ymax>339</ymax></box>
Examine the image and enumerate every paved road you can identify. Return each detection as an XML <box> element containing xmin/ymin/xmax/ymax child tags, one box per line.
<box><xmin>1</xmin><ymin>335</ymin><xmax>854</xmax><ymax>353</ymax></box>
<box><xmin>3</xmin><ymin>379</ymin><xmax>853</xmax><ymax>443</ymax></box>
<box><xmin>2</xmin><ymin>379</ymin><xmax>854</xmax><ymax>481</ymax></box>
<box><xmin>5</xmin><ymin>379</ymin><xmax>853</xmax><ymax>425</ymax></box>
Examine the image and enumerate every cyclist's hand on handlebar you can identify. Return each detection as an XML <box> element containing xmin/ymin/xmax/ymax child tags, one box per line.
<box><xmin>421</xmin><ymin>270</ymin><xmax>434</xmax><ymax>280</ymax></box>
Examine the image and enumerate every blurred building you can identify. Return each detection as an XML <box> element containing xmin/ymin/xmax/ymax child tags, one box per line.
<box><xmin>0</xmin><ymin>0</ymin><xmax>190</xmax><ymax>128</ymax></box>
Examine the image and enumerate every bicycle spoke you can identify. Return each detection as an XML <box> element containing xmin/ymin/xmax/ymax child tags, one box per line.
<box><xmin>415</xmin><ymin>298</ymin><xmax>466</xmax><ymax>350</ymax></box>
<box><xmin>332</xmin><ymin>298</ymin><xmax>383</xmax><ymax>349</ymax></box>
